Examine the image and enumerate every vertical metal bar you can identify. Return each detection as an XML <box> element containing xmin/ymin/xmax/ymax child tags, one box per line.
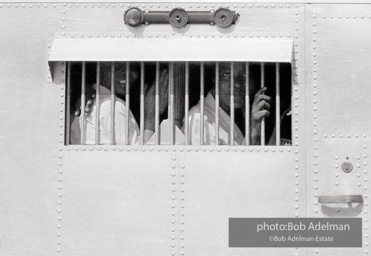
<box><xmin>230</xmin><ymin>62</ymin><xmax>235</xmax><ymax>146</ymax></box>
<box><xmin>66</xmin><ymin>62</ymin><xmax>71</xmax><ymax>145</ymax></box>
<box><xmin>125</xmin><ymin>62</ymin><xmax>130</xmax><ymax>145</ymax></box>
<box><xmin>170</xmin><ymin>62</ymin><xmax>175</xmax><ymax>145</ymax></box>
<box><xmin>140</xmin><ymin>62</ymin><xmax>145</xmax><ymax>145</ymax></box>
<box><xmin>184</xmin><ymin>62</ymin><xmax>190</xmax><ymax>145</ymax></box>
<box><xmin>215</xmin><ymin>62</ymin><xmax>220</xmax><ymax>145</ymax></box>
<box><xmin>276</xmin><ymin>63</ymin><xmax>281</xmax><ymax>146</ymax></box>
<box><xmin>155</xmin><ymin>62</ymin><xmax>160</xmax><ymax>145</ymax></box>
<box><xmin>260</xmin><ymin>62</ymin><xmax>265</xmax><ymax>146</ymax></box>
<box><xmin>80</xmin><ymin>62</ymin><xmax>86</xmax><ymax>145</ymax></box>
<box><xmin>245</xmin><ymin>62</ymin><xmax>250</xmax><ymax>146</ymax></box>
<box><xmin>200</xmin><ymin>62</ymin><xmax>205</xmax><ymax>145</ymax></box>
<box><xmin>95</xmin><ymin>62</ymin><xmax>101</xmax><ymax>145</ymax></box>
<box><xmin>110</xmin><ymin>62</ymin><xmax>116</xmax><ymax>145</ymax></box>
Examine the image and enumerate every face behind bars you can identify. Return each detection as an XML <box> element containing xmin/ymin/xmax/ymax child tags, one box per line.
<box><xmin>211</xmin><ymin>62</ymin><xmax>247</xmax><ymax>114</ymax></box>
<box><xmin>100</xmin><ymin>62</ymin><xmax>139</xmax><ymax>99</ymax></box>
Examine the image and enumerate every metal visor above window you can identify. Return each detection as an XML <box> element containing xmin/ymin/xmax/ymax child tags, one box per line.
<box><xmin>48</xmin><ymin>39</ymin><xmax>293</xmax><ymax>62</ymax></box>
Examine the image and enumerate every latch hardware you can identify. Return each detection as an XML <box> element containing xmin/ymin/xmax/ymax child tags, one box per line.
<box><xmin>318</xmin><ymin>195</ymin><xmax>363</xmax><ymax>204</ymax></box>
<box><xmin>124</xmin><ymin>7</ymin><xmax>239</xmax><ymax>28</ymax></box>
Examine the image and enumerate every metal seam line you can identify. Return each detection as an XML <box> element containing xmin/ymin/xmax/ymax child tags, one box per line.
<box><xmin>66</xmin><ymin>62</ymin><xmax>71</xmax><ymax>145</ymax></box>
<box><xmin>110</xmin><ymin>62</ymin><xmax>116</xmax><ymax>145</ymax></box>
<box><xmin>95</xmin><ymin>62</ymin><xmax>100</xmax><ymax>145</ymax></box>
<box><xmin>140</xmin><ymin>62</ymin><xmax>145</xmax><ymax>145</ymax></box>
<box><xmin>215</xmin><ymin>62</ymin><xmax>219</xmax><ymax>146</ymax></box>
<box><xmin>230</xmin><ymin>62</ymin><xmax>234</xmax><ymax>146</ymax></box>
<box><xmin>245</xmin><ymin>62</ymin><xmax>250</xmax><ymax>146</ymax></box>
<box><xmin>80</xmin><ymin>61</ymin><xmax>86</xmax><ymax>145</ymax></box>
<box><xmin>125</xmin><ymin>62</ymin><xmax>130</xmax><ymax>145</ymax></box>
<box><xmin>276</xmin><ymin>63</ymin><xmax>281</xmax><ymax>146</ymax></box>
<box><xmin>260</xmin><ymin>62</ymin><xmax>265</xmax><ymax>146</ymax></box>
<box><xmin>200</xmin><ymin>62</ymin><xmax>205</xmax><ymax>146</ymax></box>
<box><xmin>155</xmin><ymin>62</ymin><xmax>160</xmax><ymax>145</ymax></box>
<box><xmin>185</xmin><ymin>62</ymin><xmax>189</xmax><ymax>145</ymax></box>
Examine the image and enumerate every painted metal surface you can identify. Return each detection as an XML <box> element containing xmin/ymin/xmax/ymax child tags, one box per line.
<box><xmin>305</xmin><ymin>4</ymin><xmax>371</xmax><ymax>256</ymax></box>
<box><xmin>0</xmin><ymin>1</ymin><xmax>369</xmax><ymax>256</ymax></box>
<box><xmin>49</xmin><ymin>38</ymin><xmax>293</xmax><ymax>62</ymax></box>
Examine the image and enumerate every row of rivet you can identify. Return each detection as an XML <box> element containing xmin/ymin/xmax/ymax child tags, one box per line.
<box><xmin>57</xmin><ymin>62</ymin><xmax>66</xmax><ymax>254</ymax></box>
<box><xmin>0</xmin><ymin>3</ymin><xmax>299</xmax><ymax>9</ymax></box>
<box><xmin>64</xmin><ymin>146</ymin><xmax>294</xmax><ymax>153</ymax></box>
<box><xmin>62</xmin><ymin>6</ymin><xmax>66</xmax><ymax>30</ymax></box>
<box><xmin>293</xmin><ymin>9</ymin><xmax>300</xmax><ymax>218</ymax></box>
<box><xmin>171</xmin><ymin>155</ymin><xmax>177</xmax><ymax>255</ymax></box>
<box><xmin>323</xmin><ymin>134</ymin><xmax>368</xmax><ymax>139</ymax></box>
<box><xmin>59</xmin><ymin>33</ymin><xmax>298</xmax><ymax>38</ymax></box>
<box><xmin>0</xmin><ymin>3</ymin><xmax>58</xmax><ymax>8</ymax></box>
<box><xmin>319</xmin><ymin>14</ymin><xmax>371</xmax><ymax>19</ymax></box>
<box><xmin>312</xmin><ymin>15</ymin><xmax>319</xmax><ymax>221</ymax></box>
<box><xmin>180</xmin><ymin>158</ymin><xmax>185</xmax><ymax>256</ymax></box>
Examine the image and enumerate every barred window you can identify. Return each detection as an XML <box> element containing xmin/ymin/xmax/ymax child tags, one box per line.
<box><xmin>64</xmin><ymin>61</ymin><xmax>291</xmax><ymax>146</ymax></box>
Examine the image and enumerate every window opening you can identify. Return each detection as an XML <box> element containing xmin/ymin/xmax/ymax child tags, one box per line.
<box><xmin>66</xmin><ymin>61</ymin><xmax>291</xmax><ymax>146</ymax></box>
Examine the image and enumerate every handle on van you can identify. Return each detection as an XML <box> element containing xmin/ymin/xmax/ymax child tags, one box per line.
<box><xmin>318</xmin><ymin>195</ymin><xmax>363</xmax><ymax>204</ymax></box>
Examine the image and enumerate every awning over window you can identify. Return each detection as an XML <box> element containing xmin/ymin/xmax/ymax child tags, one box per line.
<box><xmin>48</xmin><ymin>38</ymin><xmax>293</xmax><ymax>63</ymax></box>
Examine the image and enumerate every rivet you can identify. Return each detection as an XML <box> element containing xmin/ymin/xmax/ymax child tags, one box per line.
<box><xmin>314</xmin><ymin>170</ymin><xmax>318</xmax><ymax>174</ymax></box>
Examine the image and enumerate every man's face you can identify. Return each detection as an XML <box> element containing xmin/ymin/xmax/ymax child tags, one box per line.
<box><xmin>101</xmin><ymin>62</ymin><xmax>139</xmax><ymax>98</ymax></box>
<box><xmin>218</xmin><ymin>62</ymin><xmax>246</xmax><ymax>109</ymax></box>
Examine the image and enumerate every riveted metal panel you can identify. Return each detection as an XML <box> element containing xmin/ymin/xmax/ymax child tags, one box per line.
<box><xmin>305</xmin><ymin>4</ymin><xmax>371</xmax><ymax>256</ymax></box>
<box><xmin>0</xmin><ymin>1</ymin><xmax>309</xmax><ymax>256</ymax></box>
<box><xmin>179</xmin><ymin>150</ymin><xmax>305</xmax><ymax>256</ymax></box>
<box><xmin>0</xmin><ymin>4</ymin><xmax>64</xmax><ymax>256</ymax></box>
<box><xmin>60</xmin><ymin>150</ymin><xmax>173</xmax><ymax>255</ymax></box>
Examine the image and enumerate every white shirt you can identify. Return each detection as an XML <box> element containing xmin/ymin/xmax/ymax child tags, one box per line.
<box><xmin>81</xmin><ymin>86</ymin><xmax>139</xmax><ymax>145</ymax></box>
<box><xmin>182</xmin><ymin>92</ymin><xmax>245</xmax><ymax>145</ymax></box>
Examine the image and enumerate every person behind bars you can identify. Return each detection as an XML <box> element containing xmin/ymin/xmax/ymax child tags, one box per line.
<box><xmin>182</xmin><ymin>62</ymin><xmax>271</xmax><ymax>145</ymax></box>
<box><xmin>70</xmin><ymin>62</ymin><xmax>168</xmax><ymax>145</ymax></box>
